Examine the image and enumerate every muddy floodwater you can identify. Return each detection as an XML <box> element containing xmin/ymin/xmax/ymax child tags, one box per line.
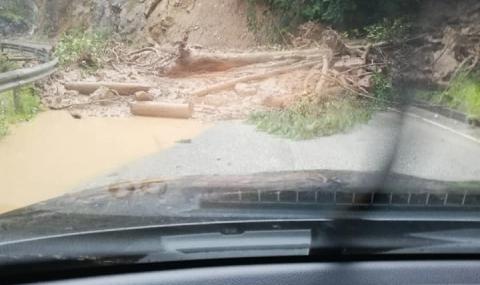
<box><xmin>0</xmin><ymin>111</ymin><xmax>209</xmax><ymax>214</ymax></box>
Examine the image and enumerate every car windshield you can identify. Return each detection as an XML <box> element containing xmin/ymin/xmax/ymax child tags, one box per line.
<box><xmin>0</xmin><ymin>0</ymin><xmax>479</xmax><ymax>265</ymax></box>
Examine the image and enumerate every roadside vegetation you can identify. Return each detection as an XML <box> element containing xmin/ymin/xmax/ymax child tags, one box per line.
<box><xmin>0</xmin><ymin>54</ymin><xmax>18</xmax><ymax>72</ymax></box>
<box><xmin>0</xmin><ymin>85</ymin><xmax>41</xmax><ymax>138</ymax></box>
<box><xmin>0</xmin><ymin>41</ymin><xmax>41</xmax><ymax>139</ymax></box>
<box><xmin>416</xmin><ymin>72</ymin><xmax>480</xmax><ymax>120</ymax></box>
<box><xmin>0</xmin><ymin>0</ymin><xmax>35</xmax><ymax>34</ymax></box>
<box><xmin>246</xmin><ymin>0</ymin><xmax>418</xmax><ymax>42</ymax></box>
<box><xmin>55</xmin><ymin>29</ymin><xmax>109</xmax><ymax>71</ymax></box>
<box><xmin>249</xmin><ymin>95</ymin><xmax>374</xmax><ymax>139</ymax></box>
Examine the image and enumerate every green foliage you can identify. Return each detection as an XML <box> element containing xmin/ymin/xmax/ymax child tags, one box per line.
<box><xmin>371</xmin><ymin>71</ymin><xmax>395</xmax><ymax>103</ymax></box>
<box><xmin>0</xmin><ymin>0</ymin><xmax>33</xmax><ymax>24</ymax></box>
<box><xmin>0</xmin><ymin>85</ymin><xmax>41</xmax><ymax>138</ymax></box>
<box><xmin>263</xmin><ymin>0</ymin><xmax>355</xmax><ymax>26</ymax></box>
<box><xmin>249</xmin><ymin>97</ymin><xmax>373</xmax><ymax>139</ymax></box>
<box><xmin>441</xmin><ymin>73</ymin><xmax>480</xmax><ymax>119</ymax></box>
<box><xmin>246</xmin><ymin>0</ymin><xmax>258</xmax><ymax>32</ymax></box>
<box><xmin>364</xmin><ymin>17</ymin><xmax>411</xmax><ymax>42</ymax></box>
<box><xmin>0</xmin><ymin>54</ymin><xmax>18</xmax><ymax>72</ymax></box>
<box><xmin>256</xmin><ymin>0</ymin><xmax>420</xmax><ymax>29</ymax></box>
<box><xmin>0</xmin><ymin>10</ymin><xmax>23</xmax><ymax>23</ymax></box>
<box><xmin>55</xmin><ymin>29</ymin><xmax>108</xmax><ymax>70</ymax></box>
<box><xmin>0</xmin><ymin>112</ymin><xmax>7</xmax><ymax>138</ymax></box>
<box><xmin>414</xmin><ymin>72</ymin><xmax>480</xmax><ymax>120</ymax></box>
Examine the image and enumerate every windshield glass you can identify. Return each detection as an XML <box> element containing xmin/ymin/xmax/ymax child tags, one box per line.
<box><xmin>0</xmin><ymin>0</ymin><xmax>480</xmax><ymax>265</ymax></box>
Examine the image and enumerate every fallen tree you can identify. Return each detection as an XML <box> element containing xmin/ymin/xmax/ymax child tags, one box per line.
<box><xmin>167</xmin><ymin>30</ymin><xmax>385</xmax><ymax>102</ymax></box>
<box><xmin>64</xmin><ymin>82</ymin><xmax>152</xmax><ymax>95</ymax></box>
<box><xmin>192</xmin><ymin>60</ymin><xmax>324</xmax><ymax>97</ymax></box>
<box><xmin>166</xmin><ymin>33</ymin><xmax>329</xmax><ymax>76</ymax></box>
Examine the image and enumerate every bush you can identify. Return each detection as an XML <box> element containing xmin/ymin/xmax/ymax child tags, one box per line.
<box><xmin>0</xmin><ymin>54</ymin><xmax>18</xmax><ymax>72</ymax></box>
<box><xmin>364</xmin><ymin>17</ymin><xmax>411</xmax><ymax>42</ymax></box>
<box><xmin>0</xmin><ymin>0</ymin><xmax>34</xmax><ymax>24</ymax></box>
<box><xmin>414</xmin><ymin>72</ymin><xmax>480</xmax><ymax>120</ymax></box>
<box><xmin>0</xmin><ymin>85</ymin><xmax>40</xmax><ymax>138</ymax></box>
<box><xmin>371</xmin><ymin>71</ymin><xmax>395</xmax><ymax>103</ymax></box>
<box><xmin>249</xmin><ymin>96</ymin><xmax>373</xmax><ymax>139</ymax></box>
<box><xmin>55</xmin><ymin>29</ymin><xmax>108</xmax><ymax>70</ymax></box>
<box><xmin>442</xmin><ymin>73</ymin><xmax>480</xmax><ymax>119</ymax></box>
<box><xmin>258</xmin><ymin>0</ymin><xmax>420</xmax><ymax>29</ymax></box>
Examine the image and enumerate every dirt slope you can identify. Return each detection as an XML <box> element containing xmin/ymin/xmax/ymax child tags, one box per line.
<box><xmin>396</xmin><ymin>0</ymin><xmax>480</xmax><ymax>87</ymax></box>
<box><xmin>31</xmin><ymin>0</ymin><xmax>259</xmax><ymax>49</ymax></box>
<box><xmin>147</xmin><ymin>0</ymin><xmax>257</xmax><ymax>49</ymax></box>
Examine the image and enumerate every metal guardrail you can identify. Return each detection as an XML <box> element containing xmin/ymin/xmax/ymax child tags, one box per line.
<box><xmin>0</xmin><ymin>40</ymin><xmax>58</xmax><ymax>93</ymax></box>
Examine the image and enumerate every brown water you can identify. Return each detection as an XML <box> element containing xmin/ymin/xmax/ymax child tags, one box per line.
<box><xmin>0</xmin><ymin>111</ymin><xmax>209</xmax><ymax>214</ymax></box>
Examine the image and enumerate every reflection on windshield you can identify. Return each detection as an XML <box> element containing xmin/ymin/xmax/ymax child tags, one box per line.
<box><xmin>0</xmin><ymin>0</ymin><xmax>479</xmax><ymax>262</ymax></box>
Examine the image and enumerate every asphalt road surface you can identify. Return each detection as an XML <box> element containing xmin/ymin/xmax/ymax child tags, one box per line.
<box><xmin>79</xmin><ymin>107</ymin><xmax>480</xmax><ymax>190</ymax></box>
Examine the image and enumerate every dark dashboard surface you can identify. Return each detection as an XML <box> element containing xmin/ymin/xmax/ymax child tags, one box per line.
<box><xmin>28</xmin><ymin>261</ymin><xmax>480</xmax><ymax>285</ymax></box>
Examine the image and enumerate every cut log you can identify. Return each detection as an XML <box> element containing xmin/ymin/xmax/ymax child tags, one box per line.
<box><xmin>192</xmin><ymin>60</ymin><xmax>322</xmax><ymax>97</ymax></box>
<box><xmin>187</xmin><ymin>48</ymin><xmax>327</xmax><ymax>63</ymax></box>
<box><xmin>64</xmin><ymin>82</ymin><xmax>152</xmax><ymax>95</ymax></box>
<box><xmin>130</xmin><ymin>102</ymin><xmax>193</xmax><ymax>119</ymax></box>
<box><xmin>168</xmin><ymin>48</ymin><xmax>328</xmax><ymax>76</ymax></box>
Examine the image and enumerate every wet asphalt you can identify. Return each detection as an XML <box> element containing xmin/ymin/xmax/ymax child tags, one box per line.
<box><xmin>78</xmin><ymin>107</ymin><xmax>480</xmax><ymax>190</ymax></box>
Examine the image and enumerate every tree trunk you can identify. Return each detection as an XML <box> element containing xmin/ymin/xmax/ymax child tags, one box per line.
<box><xmin>130</xmin><ymin>102</ymin><xmax>193</xmax><ymax>119</ymax></box>
<box><xmin>192</xmin><ymin>60</ymin><xmax>322</xmax><ymax>97</ymax></box>
<box><xmin>64</xmin><ymin>82</ymin><xmax>152</xmax><ymax>95</ymax></box>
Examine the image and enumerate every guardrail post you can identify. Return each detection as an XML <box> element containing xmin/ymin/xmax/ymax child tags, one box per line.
<box><xmin>13</xmin><ymin>87</ymin><xmax>21</xmax><ymax>113</ymax></box>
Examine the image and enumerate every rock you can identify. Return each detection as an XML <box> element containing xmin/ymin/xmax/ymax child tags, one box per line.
<box><xmin>203</xmin><ymin>95</ymin><xmax>227</xmax><ymax>107</ymax></box>
<box><xmin>262</xmin><ymin>95</ymin><xmax>294</xmax><ymax>109</ymax></box>
<box><xmin>358</xmin><ymin>75</ymin><xmax>373</xmax><ymax>90</ymax></box>
<box><xmin>234</xmin><ymin>83</ymin><xmax>257</xmax><ymax>97</ymax></box>
<box><xmin>176</xmin><ymin>139</ymin><xmax>192</xmax><ymax>144</ymax></box>
<box><xmin>70</xmin><ymin>112</ymin><xmax>83</xmax><ymax>120</ymax></box>
<box><xmin>64</xmin><ymin>90</ymin><xmax>80</xmax><ymax>97</ymax></box>
<box><xmin>90</xmin><ymin>86</ymin><xmax>118</xmax><ymax>106</ymax></box>
<box><xmin>135</xmin><ymin>91</ymin><xmax>155</xmax><ymax>101</ymax></box>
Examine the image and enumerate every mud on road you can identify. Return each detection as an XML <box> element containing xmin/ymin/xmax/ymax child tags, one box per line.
<box><xmin>0</xmin><ymin>111</ymin><xmax>209</xmax><ymax>213</ymax></box>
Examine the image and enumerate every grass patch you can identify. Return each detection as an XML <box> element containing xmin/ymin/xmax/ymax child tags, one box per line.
<box><xmin>249</xmin><ymin>95</ymin><xmax>374</xmax><ymax>140</ymax></box>
<box><xmin>415</xmin><ymin>72</ymin><xmax>480</xmax><ymax>120</ymax></box>
<box><xmin>371</xmin><ymin>71</ymin><xmax>397</xmax><ymax>106</ymax></box>
<box><xmin>443</xmin><ymin>73</ymin><xmax>480</xmax><ymax>119</ymax></box>
<box><xmin>0</xmin><ymin>85</ymin><xmax>41</xmax><ymax>139</ymax></box>
<box><xmin>0</xmin><ymin>54</ymin><xmax>19</xmax><ymax>73</ymax></box>
<box><xmin>55</xmin><ymin>29</ymin><xmax>109</xmax><ymax>71</ymax></box>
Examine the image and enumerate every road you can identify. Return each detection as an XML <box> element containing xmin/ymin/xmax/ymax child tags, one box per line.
<box><xmin>78</xmin><ymin>107</ymin><xmax>480</xmax><ymax>190</ymax></box>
